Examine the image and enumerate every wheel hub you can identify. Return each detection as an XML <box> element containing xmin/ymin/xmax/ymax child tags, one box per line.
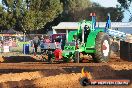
<box><xmin>102</xmin><ymin>45</ymin><xmax>107</xmax><ymax>50</ymax></box>
<box><xmin>102</xmin><ymin>40</ymin><xmax>109</xmax><ymax>56</ymax></box>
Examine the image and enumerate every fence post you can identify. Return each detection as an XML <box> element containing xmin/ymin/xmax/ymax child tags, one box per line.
<box><xmin>23</xmin><ymin>33</ymin><xmax>25</xmax><ymax>54</ymax></box>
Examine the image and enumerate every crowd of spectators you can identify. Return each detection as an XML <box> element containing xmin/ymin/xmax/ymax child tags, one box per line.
<box><xmin>0</xmin><ymin>34</ymin><xmax>63</xmax><ymax>54</ymax></box>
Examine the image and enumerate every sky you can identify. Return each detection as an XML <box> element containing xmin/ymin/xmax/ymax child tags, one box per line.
<box><xmin>91</xmin><ymin>0</ymin><xmax>119</xmax><ymax>7</ymax></box>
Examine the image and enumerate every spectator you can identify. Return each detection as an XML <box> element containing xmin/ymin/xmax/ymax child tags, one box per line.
<box><xmin>8</xmin><ymin>37</ymin><xmax>12</xmax><ymax>47</ymax></box>
<box><xmin>8</xmin><ymin>37</ymin><xmax>13</xmax><ymax>51</ymax></box>
<box><xmin>0</xmin><ymin>41</ymin><xmax>3</xmax><ymax>52</ymax></box>
<box><xmin>44</xmin><ymin>35</ymin><xmax>51</xmax><ymax>43</ymax></box>
<box><xmin>33</xmin><ymin>36</ymin><xmax>40</xmax><ymax>54</ymax></box>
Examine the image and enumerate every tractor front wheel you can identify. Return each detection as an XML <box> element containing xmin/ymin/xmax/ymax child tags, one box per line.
<box><xmin>95</xmin><ymin>32</ymin><xmax>111</xmax><ymax>63</ymax></box>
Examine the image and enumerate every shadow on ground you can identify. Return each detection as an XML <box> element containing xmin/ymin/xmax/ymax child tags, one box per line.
<box><xmin>1</xmin><ymin>56</ymin><xmax>39</xmax><ymax>63</ymax></box>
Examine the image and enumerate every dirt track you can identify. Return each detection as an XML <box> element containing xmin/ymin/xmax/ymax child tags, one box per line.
<box><xmin>0</xmin><ymin>51</ymin><xmax>131</xmax><ymax>88</ymax></box>
<box><xmin>0</xmin><ymin>62</ymin><xmax>131</xmax><ymax>88</ymax></box>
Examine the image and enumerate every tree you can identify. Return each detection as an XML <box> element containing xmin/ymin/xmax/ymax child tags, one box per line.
<box><xmin>2</xmin><ymin>0</ymin><xmax>63</xmax><ymax>33</ymax></box>
<box><xmin>72</xmin><ymin>7</ymin><xmax>123</xmax><ymax>22</ymax></box>
<box><xmin>0</xmin><ymin>4</ymin><xmax>16</xmax><ymax>31</ymax></box>
<box><xmin>60</xmin><ymin>0</ymin><xmax>91</xmax><ymax>21</ymax></box>
<box><xmin>60</xmin><ymin>0</ymin><xmax>123</xmax><ymax>22</ymax></box>
<box><xmin>117</xmin><ymin>0</ymin><xmax>132</xmax><ymax>21</ymax></box>
<box><xmin>117</xmin><ymin>0</ymin><xmax>132</xmax><ymax>9</ymax></box>
<box><xmin>92</xmin><ymin>2</ymin><xmax>101</xmax><ymax>7</ymax></box>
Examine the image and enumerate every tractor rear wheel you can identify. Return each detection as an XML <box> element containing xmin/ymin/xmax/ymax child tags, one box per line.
<box><xmin>95</xmin><ymin>32</ymin><xmax>111</xmax><ymax>62</ymax></box>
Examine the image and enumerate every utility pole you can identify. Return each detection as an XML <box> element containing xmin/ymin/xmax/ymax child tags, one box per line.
<box><xmin>21</xmin><ymin>23</ymin><xmax>26</xmax><ymax>54</ymax></box>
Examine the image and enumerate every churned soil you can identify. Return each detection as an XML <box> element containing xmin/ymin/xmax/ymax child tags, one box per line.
<box><xmin>0</xmin><ymin>50</ymin><xmax>131</xmax><ymax>88</ymax></box>
<box><xmin>0</xmin><ymin>62</ymin><xmax>131</xmax><ymax>88</ymax></box>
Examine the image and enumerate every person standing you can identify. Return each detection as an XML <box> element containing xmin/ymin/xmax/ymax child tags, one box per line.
<box><xmin>8</xmin><ymin>37</ymin><xmax>13</xmax><ymax>51</ymax></box>
<box><xmin>0</xmin><ymin>41</ymin><xmax>3</xmax><ymax>53</ymax></box>
<box><xmin>33</xmin><ymin>36</ymin><xmax>40</xmax><ymax>55</ymax></box>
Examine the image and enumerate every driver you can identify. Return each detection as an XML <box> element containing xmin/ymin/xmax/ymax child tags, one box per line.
<box><xmin>84</xmin><ymin>25</ymin><xmax>90</xmax><ymax>42</ymax></box>
<box><xmin>84</xmin><ymin>25</ymin><xmax>90</xmax><ymax>34</ymax></box>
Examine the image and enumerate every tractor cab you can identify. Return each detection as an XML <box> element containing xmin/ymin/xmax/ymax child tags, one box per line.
<box><xmin>64</xmin><ymin>21</ymin><xmax>92</xmax><ymax>51</ymax></box>
<box><xmin>78</xmin><ymin>21</ymin><xmax>92</xmax><ymax>43</ymax></box>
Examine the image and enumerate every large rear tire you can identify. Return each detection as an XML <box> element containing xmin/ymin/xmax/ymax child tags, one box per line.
<box><xmin>95</xmin><ymin>32</ymin><xmax>111</xmax><ymax>62</ymax></box>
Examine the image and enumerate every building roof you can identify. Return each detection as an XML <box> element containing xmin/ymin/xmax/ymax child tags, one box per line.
<box><xmin>52</xmin><ymin>22</ymin><xmax>78</xmax><ymax>29</ymax></box>
<box><xmin>52</xmin><ymin>22</ymin><xmax>132</xmax><ymax>30</ymax></box>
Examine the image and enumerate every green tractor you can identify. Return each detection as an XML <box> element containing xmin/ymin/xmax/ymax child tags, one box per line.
<box><xmin>62</xmin><ymin>13</ymin><xmax>111</xmax><ymax>63</ymax></box>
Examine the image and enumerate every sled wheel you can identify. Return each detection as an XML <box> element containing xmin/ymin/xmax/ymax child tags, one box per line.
<box><xmin>111</xmin><ymin>42</ymin><xmax>119</xmax><ymax>52</ymax></box>
<box><xmin>95</xmin><ymin>32</ymin><xmax>111</xmax><ymax>63</ymax></box>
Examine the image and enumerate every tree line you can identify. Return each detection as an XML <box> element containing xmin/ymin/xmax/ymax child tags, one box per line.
<box><xmin>0</xmin><ymin>0</ymin><xmax>129</xmax><ymax>34</ymax></box>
